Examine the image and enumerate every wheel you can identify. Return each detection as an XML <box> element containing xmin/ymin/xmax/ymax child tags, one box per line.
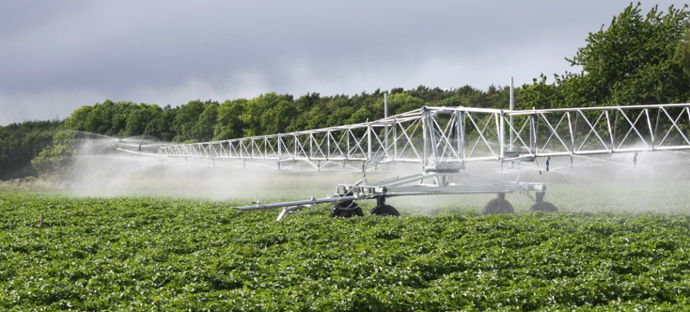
<box><xmin>330</xmin><ymin>199</ymin><xmax>364</xmax><ymax>218</ymax></box>
<box><xmin>482</xmin><ymin>193</ymin><xmax>514</xmax><ymax>215</ymax></box>
<box><xmin>529</xmin><ymin>191</ymin><xmax>558</xmax><ymax>212</ymax></box>
<box><xmin>330</xmin><ymin>205</ymin><xmax>363</xmax><ymax>217</ymax></box>
<box><xmin>529</xmin><ymin>202</ymin><xmax>558</xmax><ymax>212</ymax></box>
<box><xmin>370</xmin><ymin>204</ymin><xmax>400</xmax><ymax>216</ymax></box>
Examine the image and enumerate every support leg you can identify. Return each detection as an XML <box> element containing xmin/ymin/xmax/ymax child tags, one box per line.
<box><xmin>529</xmin><ymin>191</ymin><xmax>558</xmax><ymax>212</ymax></box>
<box><xmin>482</xmin><ymin>192</ymin><xmax>514</xmax><ymax>215</ymax></box>
<box><xmin>370</xmin><ymin>196</ymin><xmax>400</xmax><ymax>216</ymax></box>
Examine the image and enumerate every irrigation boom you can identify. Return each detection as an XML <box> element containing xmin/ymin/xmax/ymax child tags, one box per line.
<box><xmin>118</xmin><ymin>103</ymin><xmax>690</xmax><ymax>220</ymax></box>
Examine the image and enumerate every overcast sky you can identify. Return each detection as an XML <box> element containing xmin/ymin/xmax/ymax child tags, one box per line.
<box><xmin>0</xmin><ymin>0</ymin><xmax>686</xmax><ymax>125</ymax></box>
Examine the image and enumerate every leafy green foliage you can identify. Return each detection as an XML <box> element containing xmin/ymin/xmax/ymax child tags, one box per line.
<box><xmin>214</xmin><ymin>99</ymin><xmax>247</xmax><ymax>140</ymax></box>
<box><xmin>517</xmin><ymin>74</ymin><xmax>564</xmax><ymax>109</ymax></box>
<box><xmin>124</xmin><ymin>104</ymin><xmax>163</xmax><ymax>137</ymax></box>
<box><xmin>30</xmin><ymin>130</ymin><xmax>77</xmax><ymax>179</ymax></box>
<box><xmin>520</xmin><ymin>4</ymin><xmax>690</xmax><ymax>108</ymax></box>
<box><xmin>1</xmin><ymin>193</ymin><xmax>690</xmax><ymax>310</ymax></box>
<box><xmin>173</xmin><ymin>100</ymin><xmax>209</xmax><ymax>142</ymax></box>
<box><xmin>56</xmin><ymin>85</ymin><xmax>509</xmax><ymax>145</ymax></box>
<box><xmin>0</xmin><ymin>120</ymin><xmax>61</xmax><ymax>180</ymax></box>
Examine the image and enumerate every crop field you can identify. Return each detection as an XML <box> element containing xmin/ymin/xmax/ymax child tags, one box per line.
<box><xmin>2</xmin><ymin>191</ymin><xmax>690</xmax><ymax>311</ymax></box>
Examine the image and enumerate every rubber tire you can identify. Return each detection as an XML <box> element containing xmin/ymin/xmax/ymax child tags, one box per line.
<box><xmin>529</xmin><ymin>201</ymin><xmax>558</xmax><ymax>212</ymax></box>
<box><xmin>482</xmin><ymin>198</ymin><xmax>514</xmax><ymax>215</ymax></box>
<box><xmin>370</xmin><ymin>204</ymin><xmax>400</xmax><ymax>216</ymax></box>
<box><xmin>330</xmin><ymin>201</ymin><xmax>364</xmax><ymax>218</ymax></box>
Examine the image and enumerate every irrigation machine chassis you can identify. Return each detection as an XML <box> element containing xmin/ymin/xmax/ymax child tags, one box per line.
<box><xmin>119</xmin><ymin>101</ymin><xmax>690</xmax><ymax>220</ymax></box>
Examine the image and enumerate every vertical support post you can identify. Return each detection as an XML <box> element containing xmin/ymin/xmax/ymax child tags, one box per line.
<box><xmin>605</xmin><ymin>110</ymin><xmax>614</xmax><ymax>152</ymax></box>
<box><xmin>567</xmin><ymin>112</ymin><xmax>575</xmax><ymax>154</ymax></box>
<box><xmin>498</xmin><ymin>111</ymin><xmax>505</xmax><ymax>160</ymax></box>
<box><xmin>346</xmin><ymin>130</ymin><xmax>351</xmax><ymax>159</ymax></box>
<box><xmin>393</xmin><ymin>118</ymin><xmax>398</xmax><ymax>160</ymax></box>
<box><xmin>422</xmin><ymin>108</ymin><xmax>428</xmax><ymax>169</ymax></box>
<box><xmin>327</xmin><ymin>131</ymin><xmax>331</xmax><ymax>160</ymax></box>
<box><xmin>384</xmin><ymin>93</ymin><xmax>389</xmax><ymax>159</ymax></box>
<box><xmin>509</xmin><ymin>77</ymin><xmax>514</xmax><ymax>152</ymax></box>
<box><xmin>367</xmin><ymin>123</ymin><xmax>372</xmax><ymax>161</ymax></box>
<box><xmin>428</xmin><ymin>112</ymin><xmax>438</xmax><ymax>164</ymax></box>
<box><xmin>422</xmin><ymin>108</ymin><xmax>439</xmax><ymax>170</ymax></box>
<box><xmin>529</xmin><ymin>112</ymin><xmax>537</xmax><ymax>155</ymax></box>
<box><xmin>294</xmin><ymin>134</ymin><xmax>298</xmax><ymax>158</ymax></box>
<box><xmin>644</xmin><ymin>108</ymin><xmax>654</xmax><ymax>150</ymax></box>
<box><xmin>653</xmin><ymin>108</ymin><xmax>661</xmax><ymax>149</ymax></box>
<box><xmin>455</xmin><ymin>111</ymin><xmax>465</xmax><ymax>161</ymax></box>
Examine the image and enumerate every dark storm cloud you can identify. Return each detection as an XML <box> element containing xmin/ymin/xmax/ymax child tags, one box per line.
<box><xmin>0</xmin><ymin>0</ymin><xmax>686</xmax><ymax>124</ymax></box>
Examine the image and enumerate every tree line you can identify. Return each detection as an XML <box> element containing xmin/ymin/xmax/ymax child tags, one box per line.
<box><xmin>61</xmin><ymin>85</ymin><xmax>511</xmax><ymax>143</ymax></box>
<box><xmin>0</xmin><ymin>120</ymin><xmax>61</xmax><ymax>180</ymax></box>
<box><xmin>60</xmin><ymin>5</ymin><xmax>690</xmax><ymax>144</ymax></box>
<box><xmin>2</xmin><ymin>3</ymin><xmax>688</xmax><ymax>180</ymax></box>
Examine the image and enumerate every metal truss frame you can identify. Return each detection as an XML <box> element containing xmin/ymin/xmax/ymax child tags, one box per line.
<box><xmin>119</xmin><ymin>103</ymin><xmax>690</xmax><ymax>220</ymax></box>
<box><xmin>154</xmin><ymin>103</ymin><xmax>690</xmax><ymax>171</ymax></box>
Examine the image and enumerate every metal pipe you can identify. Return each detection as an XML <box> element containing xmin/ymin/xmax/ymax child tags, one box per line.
<box><xmin>384</xmin><ymin>93</ymin><xmax>389</xmax><ymax>158</ymax></box>
<box><xmin>509</xmin><ymin>77</ymin><xmax>514</xmax><ymax>152</ymax></box>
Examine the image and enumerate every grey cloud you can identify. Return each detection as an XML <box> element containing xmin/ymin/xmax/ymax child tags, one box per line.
<box><xmin>0</xmin><ymin>0</ymin><xmax>686</xmax><ymax>124</ymax></box>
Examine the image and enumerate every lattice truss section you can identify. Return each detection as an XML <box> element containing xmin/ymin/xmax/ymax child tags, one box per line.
<box><xmin>157</xmin><ymin>109</ymin><xmax>426</xmax><ymax>164</ymax></box>
<box><xmin>504</xmin><ymin>104</ymin><xmax>690</xmax><ymax>157</ymax></box>
<box><xmin>154</xmin><ymin>104</ymin><xmax>690</xmax><ymax>168</ymax></box>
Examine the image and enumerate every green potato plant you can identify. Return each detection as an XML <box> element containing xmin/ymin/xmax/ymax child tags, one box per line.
<box><xmin>1</xmin><ymin>192</ymin><xmax>690</xmax><ymax>311</ymax></box>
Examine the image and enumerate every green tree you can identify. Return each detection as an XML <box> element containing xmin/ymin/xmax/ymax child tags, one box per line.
<box><xmin>124</xmin><ymin>104</ymin><xmax>162</xmax><ymax>137</ymax></box>
<box><xmin>0</xmin><ymin>120</ymin><xmax>61</xmax><ymax>180</ymax></box>
<box><xmin>31</xmin><ymin>130</ymin><xmax>76</xmax><ymax>179</ymax></box>
<box><xmin>173</xmin><ymin>100</ymin><xmax>206</xmax><ymax>142</ymax></box>
<box><xmin>387</xmin><ymin>93</ymin><xmax>425</xmax><ymax>114</ymax></box>
<box><xmin>111</xmin><ymin>101</ymin><xmax>134</xmax><ymax>136</ymax></box>
<box><xmin>85</xmin><ymin>100</ymin><xmax>115</xmax><ymax>134</ymax></box>
<box><xmin>517</xmin><ymin>74</ymin><xmax>564</xmax><ymax>109</ymax></box>
<box><xmin>214</xmin><ymin>99</ymin><xmax>247</xmax><ymax>140</ymax></box>
<box><xmin>63</xmin><ymin>106</ymin><xmax>93</xmax><ymax>131</ymax></box>
<box><xmin>144</xmin><ymin>105</ymin><xmax>176</xmax><ymax>141</ymax></box>
<box><xmin>191</xmin><ymin>103</ymin><xmax>219</xmax><ymax>141</ymax></box>
<box><xmin>297</xmin><ymin>94</ymin><xmax>331</xmax><ymax>130</ymax></box>
<box><xmin>290</xmin><ymin>93</ymin><xmax>322</xmax><ymax>131</ymax></box>
<box><xmin>562</xmin><ymin>3</ymin><xmax>690</xmax><ymax>105</ymax></box>
<box><xmin>675</xmin><ymin>25</ymin><xmax>690</xmax><ymax>100</ymax></box>
<box><xmin>323</xmin><ymin>96</ymin><xmax>355</xmax><ymax>127</ymax></box>
<box><xmin>259</xmin><ymin>94</ymin><xmax>297</xmax><ymax>134</ymax></box>
<box><xmin>437</xmin><ymin>85</ymin><xmax>486</xmax><ymax>107</ymax></box>
<box><xmin>240</xmin><ymin>93</ymin><xmax>294</xmax><ymax>136</ymax></box>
